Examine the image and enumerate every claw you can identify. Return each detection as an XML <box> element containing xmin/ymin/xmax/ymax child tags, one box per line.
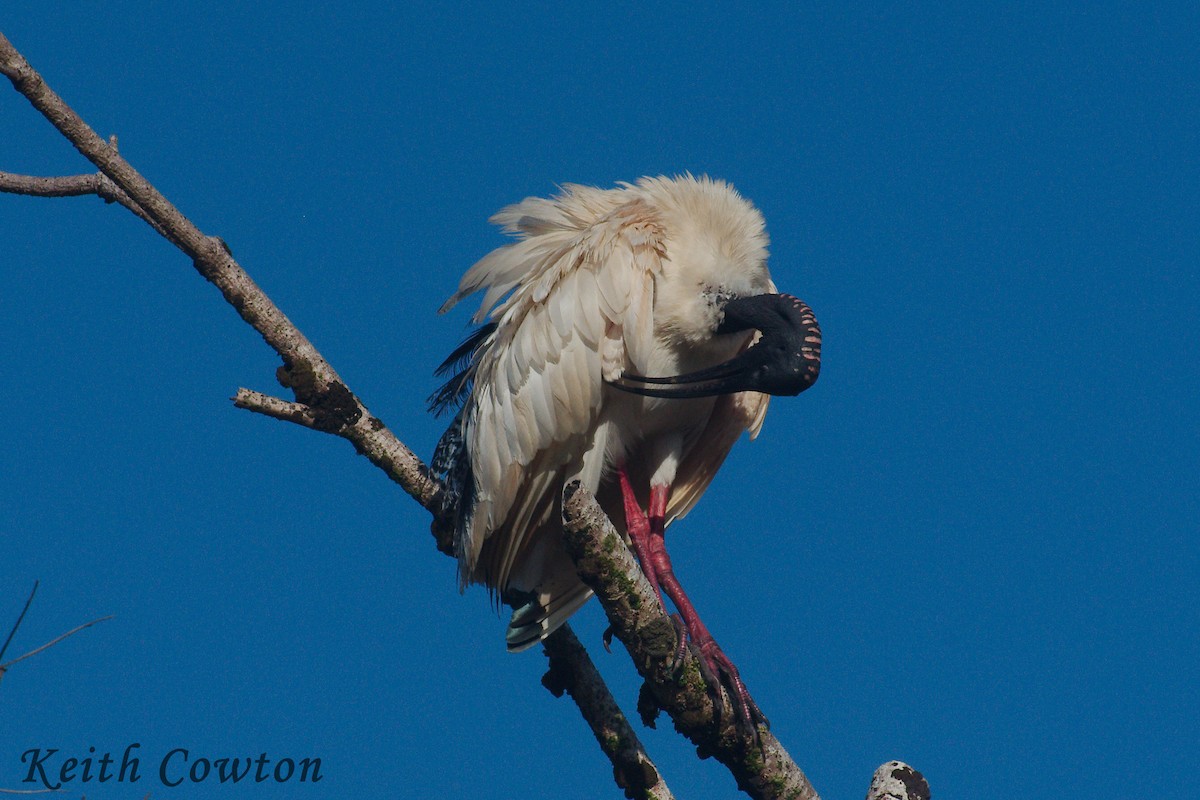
<box><xmin>688</xmin><ymin>639</ymin><xmax>730</xmax><ymax>726</ymax></box>
<box><xmin>668</xmin><ymin>614</ymin><xmax>689</xmax><ymax>672</ymax></box>
<box><xmin>601</xmin><ymin>624</ymin><xmax>615</xmax><ymax>653</ymax></box>
<box><xmin>693</xmin><ymin>637</ymin><xmax>769</xmax><ymax>740</ymax></box>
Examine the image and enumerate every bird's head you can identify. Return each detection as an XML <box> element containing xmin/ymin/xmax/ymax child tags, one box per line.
<box><xmin>611</xmin><ymin>176</ymin><xmax>821</xmax><ymax>399</ymax></box>
<box><xmin>645</xmin><ymin>176</ymin><xmax>773</xmax><ymax>350</ymax></box>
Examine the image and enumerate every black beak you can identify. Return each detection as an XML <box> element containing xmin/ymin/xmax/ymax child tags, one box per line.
<box><xmin>609</xmin><ymin>293</ymin><xmax>821</xmax><ymax>399</ymax></box>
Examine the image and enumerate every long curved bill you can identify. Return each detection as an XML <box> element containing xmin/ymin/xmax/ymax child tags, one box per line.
<box><xmin>609</xmin><ymin>293</ymin><xmax>821</xmax><ymax>399</ymax></box>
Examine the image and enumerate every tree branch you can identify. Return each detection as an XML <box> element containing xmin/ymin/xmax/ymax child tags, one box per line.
<box><xmin>0</xmin><ymin>616</ymin><xmax>115</xmax><ymax>674</ymax></box>
<box><xmin>866</xmin><ymin>762</ymin><xmax>930</xmax><ymax>800</ymax></box>
<box><xmin>0</xmin><ymin>168</ymin><xmax>113</xmax><ymax>197</ymax></box>
<box><xmin>0</xmin><ymin>581</ymin><xmax>37</xmax><ymax>665</ymax></box>
<box><xmin>0</xmin><ymin>788</ymin><xmax>61</xmax><ymax>795</ymax></box>
<box><xmin>542</xmin><ymin>626</ymin><xmax>675</xmax><ymax>800</ymax></box>
<box><xmin>233</xmin><ymin>388</ymin><xmax>320</xmax><ymax>430</ymax></box>
<box><xmin>0</xmin><ymin>160</ymin><xmax>174</xmax><ymax>239</ymax></box>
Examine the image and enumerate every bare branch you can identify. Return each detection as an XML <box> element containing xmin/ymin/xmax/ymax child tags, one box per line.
<box><xmin>0</xmin><ymin>788</ymin><xmax>62</xmax><ymax>794</ymax></box>
<box><xmin>866</xmin><ymin>762</ymin><xmax>930</xmax><ymax>800</ymax></box>
<box><xmin>0</xmin><ymin>169</ymin><xmax>112</xmax><ymax>197</ymax></box>
<box><xmin>0</xmin><ymin>581</ymin><xmax>37</xmax><ymax>664</ymax></box>
<box><xmin>0</xmin><ymin>616</ymin><xmax>114</xmax><ymax>674</ymax></box>
<box><xmin>1</xmin><ymin>583</ymin><xmax>113</xmax><ymax>685</ymax></box>
<box><xmin>0</xmin><ymin>167</ymin><xmax>176</xmax><ymax>240</ymax></box>
<box><xmin>233</xmin><ymin>388</ymin><xmax>319</xmax><ymax>428</ymax></box>
<box><xmin>542</xmin><ymin>626</ymin><xmax>675</xmax><ymax>800</ymax></box>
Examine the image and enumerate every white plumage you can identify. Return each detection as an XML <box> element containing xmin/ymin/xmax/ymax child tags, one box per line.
<box><xmin>434</xmin><ymin>175</ymin><xmax>794</xmax><ymax>652</ymax></box>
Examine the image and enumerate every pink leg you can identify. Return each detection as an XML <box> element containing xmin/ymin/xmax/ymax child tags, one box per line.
<box><xmin>617</xmin><ymin>467</ymin><xmax>665</xmax><ymax>610</ymax></box>
<box><xmin>646</xmin><ymin>484</ymin><xmax>767</xmax><ymax>730</ymax></box>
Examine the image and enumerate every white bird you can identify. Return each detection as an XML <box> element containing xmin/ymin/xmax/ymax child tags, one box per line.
<box><xmin>431</xmin><ymin>175</ymin><xmax>820</xmax><ymax>724</ymax></box>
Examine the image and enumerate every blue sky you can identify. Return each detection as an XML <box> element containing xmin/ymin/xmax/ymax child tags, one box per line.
<box><xmin>1</xmin><ymin>3</ymin><xmax>1196</xmax><ymax>798</ymax></box>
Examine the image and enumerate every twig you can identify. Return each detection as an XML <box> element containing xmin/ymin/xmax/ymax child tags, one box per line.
<box><xmin>0</xmin><ymin>163</ymin><xmax>177</xmax><ymax>241</ymax></box>
<box><xmin>0</xmin><ymin>582</ymin><xmax>113</xmax><ymax>686</ymax></box>
<box><xmin>232</xmin><ymin>388</ymin><xmax>318</xmax><ymax>428</ymax></box>
<box><xmin>0</xmin><ymin>788</ymin><xmax>63</xmax><ymax>794</ymax></box>
<box><xmin>0</xmin><ymin>169</ymin><xmax>113</xmax><ymax>196</ymax></box>
<box><xmin>0</xmin><ymin>581</ymin><xmax>37</xmax><ymax>663</ymax></box>
<box><xmin>0</xmin><ymin>616</ymin><xmax>115</xmax><ymax>674</ymax></box>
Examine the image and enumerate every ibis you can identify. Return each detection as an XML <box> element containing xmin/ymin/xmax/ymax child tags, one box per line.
<box><xmin>431</xmin><ymin>175</ymin><xmax>821</xmax><ymax>724</ymax></box>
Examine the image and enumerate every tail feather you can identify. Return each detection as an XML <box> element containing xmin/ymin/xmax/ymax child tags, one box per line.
<box><xmin>505</xmin><ymin>581</ymin><xmax>593</xmax><ymax>652</ymax></box>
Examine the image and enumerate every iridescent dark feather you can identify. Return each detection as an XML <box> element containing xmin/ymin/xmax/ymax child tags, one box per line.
<box><xmin>426</xmin><ymin>322</ymin><xmax>497</xmax><ymax>418</ymax></box>
<box><xmin>431</xmin><ymin>405</ymin><xmax>473</xmax><ymax>520</ymax></box>
<box><xmin>429</xmin><ymin>323</ymin><xmax>496</xmax><ymax>570</ymax></box>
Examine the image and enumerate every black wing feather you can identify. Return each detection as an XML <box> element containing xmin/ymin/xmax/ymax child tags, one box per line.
<box><xmin>426</xmin><ymin>322</ymin><xmax>497</xmax><ymax>417</ymax></box>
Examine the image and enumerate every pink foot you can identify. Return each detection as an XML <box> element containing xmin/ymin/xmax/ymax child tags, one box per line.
<box><xmin>644</xmin><ymin>485</ymin><xmax>768</xmax><ymax>733</ymax></box>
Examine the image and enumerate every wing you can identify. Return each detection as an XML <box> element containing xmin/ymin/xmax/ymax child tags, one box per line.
<box><xmin>441</xmin><ymin>186</ymin><xmax>666</xmax><ymax>592</ymax></box>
